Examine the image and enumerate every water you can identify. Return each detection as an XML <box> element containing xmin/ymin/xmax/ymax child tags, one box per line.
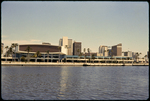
<box><xmin>1</xmin><ymin>66</ymin><xmax>149</xmax><ymax>100</ymax></box>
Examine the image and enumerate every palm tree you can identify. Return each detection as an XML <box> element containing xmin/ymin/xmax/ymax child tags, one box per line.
<box><xmin>135</xmin><ymin>52</ymin><xmax>141</xmax><ymax>62</ymax></box>
<box><xmin>77</xmin><ymin>49</ymin><xmax>80</xmax><ymax>56</ymax></box>
<box><xmin>5</xmin><ymin>46</ymin><xmax>9</xmax><ymax>62</ymax></box>
<box><xmin>9</xmin><ymin>47</ymin><xmax>14</xmax><ymax>62</ymax></box>
<box><xmin>87</xmin><ymin>48</ymin><xmax>91</xmax><ymax>62</ymax></box>
<box><xmin>144</xmin><ymin>55</ymin><xmax>147</xmax><ymax>62</ymax></box>
<box><xmin>92</xmin><ymin>54</ymin><xmax>95</xmax><ymax>63</ymax></box>
<box><xmin>35</xmin><ymin>51</ymin><xmax>41</xmax><ymax>62</ymax></box>
<box><xmin>46</xmin><ymin>50</ymin><xmax>50</xmax><ymax>62</ymax></box>
<box><xmin>25</xmin><ymin>46</ymin><xmax>32</xmax><ymax>62</ymax></box>
<box><xmin>11</xmin><ymin>43</ymin><xmax>18</xmax><ymax>61</ymax></box>
<box><xmin>79</xmin><ymin>52</ymin><xmax>83</xmax><ymax>57</ymax></box>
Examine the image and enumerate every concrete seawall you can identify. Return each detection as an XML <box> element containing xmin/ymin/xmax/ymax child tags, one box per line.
<box><xmin>1</xmin><ymin>62</ymin><xmax>149</xmax><ymax>66</ymax></box>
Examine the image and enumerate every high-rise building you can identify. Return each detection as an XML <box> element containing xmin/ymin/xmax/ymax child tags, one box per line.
<box><xmin>68</xmin><ymin>39</ymin><xmax>73</xmax><ymax>55</ymax></box>
<box><xmin>99</xmin><ymin>46</ymin><xmax>108</xmax><ymax>56</ymax></box>
<box><xmin>112</xmin><ymin>43</ymin><xmax>122</xmax><ymax>56</ymax></box>
<box><xmin>59</xmin><ymin>37</ymin><xmax>68</xmax><ymax>47</ymax></box>
<box><xmin>59</xmin><ymin>37</ymin><xmax>73</xmax><ymax>55</ymax></box>
<box><xmin>73</xmin><ymin>42</ymin><xmax>81</xmax><ymax>56</ymax></box>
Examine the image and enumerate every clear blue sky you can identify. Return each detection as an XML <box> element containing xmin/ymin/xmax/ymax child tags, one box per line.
<box><xmin>1</xmin><ymin>1</ymin><xmax>149</xmax><ymax>57</ymax></box>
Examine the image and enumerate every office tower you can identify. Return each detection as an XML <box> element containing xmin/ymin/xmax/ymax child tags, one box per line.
<box><xmin>99</xmin><ymin>46</ymin><xmax>108</xmax><ymax>56</ymax></box>
<box><xmin>59</xmin><ymin>37</ymin><xmax>73</xmax><ymax>55</ymax></box>
<box><xmin>59</xmin><ymin>37</ymin><xmax>68</xmax><ymax>47</ymax></box>
<box><xmin>68</xmin><ymin>39</ymin><xmax>73</xmax><ymax>55</ymax></box>
<box><xmin>73</xmin><ymin>42</ymin><xmax>81</xmax><ymax>56</ymax></box>
<box><xmin>112</xmin><ymin>43</ymin><xmax>122</xmax><ymax>56</ymax></box>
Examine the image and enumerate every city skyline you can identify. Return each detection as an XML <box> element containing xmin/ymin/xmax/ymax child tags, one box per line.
<box><xmin>1</xmin><ymin>1</ymin><xmax>149</xmax><ymax>57</ymax></box>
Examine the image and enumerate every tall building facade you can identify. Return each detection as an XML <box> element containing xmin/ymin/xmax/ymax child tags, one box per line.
<box><xmin>112</xmin><ymin>43</ymin><xmax>122</xmax><ymax>56</ymax></box>
<box><xmin>99</xmin><ymin>46</ymin><xmax>108</xmax><ymax>56</ymax></box>
<box><xmin>68</xmin><ymin>39</ymin><xmax>73</xmax><ymax>55</ymax></box>
<box><xmin>59</xmin><ymin>37</ymin><xmax>68</xmax><ymax>47</ymax></box>
<box><xmin>73</xmin><ymin>42</ymin><xmax>81</xmax><ymax>56</ymax></box>
<box><xmin>59</xmin><ymin>37</ymin><xmax>73</xmax><ymax>55</ymax></box>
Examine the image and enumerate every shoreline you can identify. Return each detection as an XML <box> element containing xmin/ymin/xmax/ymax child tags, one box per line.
<box><xmin>1</xmin><ymin>62</ymin><xmax>149</xmax><ymax>66</ymax></box>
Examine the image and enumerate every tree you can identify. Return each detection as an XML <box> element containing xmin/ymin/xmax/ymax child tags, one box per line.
<box><xmin>21</xmin><ymin>56</ymin><xmax>26</xmax><ymax>62</ymax></box>
<box><xmin>144</xmin><ymin>55</ymin><xmax>147</xmax><ymax>62</ymax></box>
<box><xmin>25</xmin><ymin>46</ymin><xmax>32</xmax><ymax>62</ymax></box>
<box><xmin>79</xmin><ymin>52</ymin><xmax>83</xmax><ymax>57</ymax></box>
<box><xmin>46</xmin><ymin>50</ymin><xmax>50</xmax><ymax>62</ymax></box>
<box><xmin>77</xmin><ymin>49</ymin><xmax>80</xmax><ymax>56</ymax></box>
<box><xmin>11</xmin><ymin>43</ymin><xmax>18</xmax><ymax>62</ymax></box>
<box><xmin>87</xmin><ymin>48</ymin><xmax>90</xmax><ymax>63</ymax></box>
<box><xmin>5</xmin><ymin>46</ymin><xmax>9</xmax><ymax>62</ymax></box>
<box><xmin>35</xmin><ymin>51</ymin><xmax>41</xmax><ymax>62</ymax></box>
<box><xmin>92</xmin><ymin>54</ymin><xmax>95</xmax><ymax>63</ymax></box>
<box><xmin>9</xmin><ymin>47</ymin><xmax>14</xmax><ymax>62</ymax></box>
<box><xmin>135</xmin><ymin>52</ymin><xmax>141</xmax><ymax>62</ymax></box>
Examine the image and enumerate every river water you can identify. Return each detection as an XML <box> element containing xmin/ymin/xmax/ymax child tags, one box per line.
<box><xmin>1</xmin><ymin>66</ymin><xmax>149</xmax><ymax>100</ymax></box>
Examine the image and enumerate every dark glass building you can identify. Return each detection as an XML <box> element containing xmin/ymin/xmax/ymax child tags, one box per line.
<box><xmin>73</xmin><ymin>42</ymin><xmax>81</xmax><ymax>56</ymax></box>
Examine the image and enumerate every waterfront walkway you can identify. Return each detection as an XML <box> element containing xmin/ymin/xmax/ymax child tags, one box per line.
<box><xmin>1</xmin><ymin>61</ymin><xmax>149</xmax><ymax>66</ymax></box>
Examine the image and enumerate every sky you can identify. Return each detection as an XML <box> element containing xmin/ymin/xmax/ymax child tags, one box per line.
<box><xmin>1</xmin><ymin>1</ymin><xmax>149</xmax><ymax>57</ymax></box>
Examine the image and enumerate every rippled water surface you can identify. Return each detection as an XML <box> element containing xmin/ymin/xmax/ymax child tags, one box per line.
<box><xmin>1</xmin><ymin>66</ymin><xmax>149</xmax><ymax>100</ymax></box>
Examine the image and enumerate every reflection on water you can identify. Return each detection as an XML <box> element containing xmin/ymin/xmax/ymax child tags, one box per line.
<box><xmin>59</xmin><ymin>67</ymin><xmax>69</xmax><ymax>99</ymax></box>
<box><xmin>1</xmin><ymin>66</ymin><xmax>149</xmax><ymax>100</ymax></box>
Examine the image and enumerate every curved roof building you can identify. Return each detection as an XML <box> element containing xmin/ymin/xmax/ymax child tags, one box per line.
<box><xmin>18</xmin><ymin>44</ymin><xmax>61</xmax><ymax>52</ymax></box>
<box><xmin>14</xmin><ymin>43</ymin><xmax>67</xmax><ymax>62</ymax></box>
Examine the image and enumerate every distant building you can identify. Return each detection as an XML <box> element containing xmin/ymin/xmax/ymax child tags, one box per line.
<box><xmin>122</xmin><ymin>52</ymin><xmax>124</xmax><ymax>56</ymax></box>
<box><xmin>68</xmin><ymin>39</ymin><xmax>73</xmax><ymax>55</ymax></box>
<box><xmin>59</xmin><ymin>36</ymin><xmax>68</xmax><ymax>47</ymax></box>
<box><xmin>112</xmin><ymin>43</ymin><xmax>122</xmax><ymax>56</ymax></box>
<box><xmin>84</xmin><ymin>52</ymin><xmax>102</xmax><ymax>56</ymax></box>
<box><xmin>42</xmin><ymin>42</ymin><xmax>51</xmax><ymax>45</ymax></box>
<box><xmin>73</xmin><ymin>41</ymin><xmax>81</xmax><ymax>56</ymax></box>
<box><xmin>99</xmin><ymin>46</ymin><xmax>108</xmax><ymax>56</ymax></box>
<box><xmin>59</xmin><ymin>37</ymin><xmax>73</xmax><ymax>55</ymax></box>
<box><xmin>1</xmin><ymin>43</ymin><xmax>4</xmax><ymax>56</ymax></box>
<box><xmin>123</xmin><ymin>51</ymin><xmax>132</xmax><ymax>57</ymax></box>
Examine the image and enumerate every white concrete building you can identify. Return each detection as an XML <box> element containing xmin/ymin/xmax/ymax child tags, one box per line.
<box><xmin>99</xmin><ymin>46</ymin><xmax>108</xmax><ymax>56</ymax></box>
<box><xmin>59</xmin><ymin>37</ymin><xmax>73</xmax><ymax>55</ymax></box>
